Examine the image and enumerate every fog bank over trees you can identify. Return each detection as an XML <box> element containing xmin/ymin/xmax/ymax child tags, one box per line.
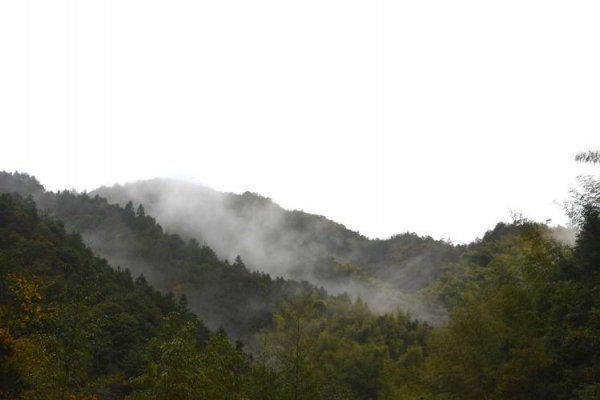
<box><xmin>92</xmin><ymin>179</ymin><xmax>460</xmax><ymax>315</ymax></box>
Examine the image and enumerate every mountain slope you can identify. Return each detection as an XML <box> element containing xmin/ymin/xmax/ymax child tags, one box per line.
<box><xmin>0</xmin><ymin>172</ymin><xmax>456</xmax><ymax>321</ymax></box>
<box><xmin>0</xmin><ymin>189</ymin><xmax>434</xmax><ymax>400</ymax></box>
<box><xmin>92</xmin><ymin>179</ymin><xmax>460</xmax><ymax>295</ymax></box>
<box><xmin>0</xmin><ymin>172</ymin><xmax>320</xmax><ymax>338</ymax></box>
<box><xmin>0</xmin><ymin>192</ymin><xmax>213</xmax><ymax>398</ymax></box>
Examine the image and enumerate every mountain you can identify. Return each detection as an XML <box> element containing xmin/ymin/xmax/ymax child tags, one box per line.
<box><xmin>3</xmin><ymin>171</ymin><xmax>599</xmax><ymax>399</ymax></box>
<box><xmin>0</xmin><ymin>171</ymin><xmax>457</xmax><ymax>328</ymax></box>
<box><xmin>92</xmin><ymin>179</ymin><xmax>461</xmax><ymax>304</ymax></box>
<box><xmin>0</xmin><ymin>190</ymin><xmax>434</xmax><ymax>400</ymax></box>
<box><xmin>0</xmin><ymin>172</ymin><xmax>320</xmax><ymax>338</ymax></box>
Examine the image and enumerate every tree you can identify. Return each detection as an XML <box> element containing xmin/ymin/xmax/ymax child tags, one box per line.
<box><xmin>198</xmin><ymin>330</ymin><xmax>248</xmax><ymax>400</ymax></box>
<box><xmin>566</xmin><ymin>150</ymin><xmax>600</xmax><ymax>224</ymax></box>
<box><xmin>127</xmin><ymin>319</ymin><xmax>205</xmax><ymax>400</ymax></box>
<box><xmin>574</xmin><ymin>150</ymin><xmax>600</xmax><ymax>164</ymax></box>
<box><xmin>256</xmin><ymin>294</ymin><xmax>335</xmax><ymax>400</ymax></box>
<box><xmin>421</xmin><ymin>226</ymin><xmax>561</xmax><ymax>399</ymax></box>
<box><xmin>128</xmin><ymin>317</ymin><xmax>248</xmax><ymax>400</ymax></box>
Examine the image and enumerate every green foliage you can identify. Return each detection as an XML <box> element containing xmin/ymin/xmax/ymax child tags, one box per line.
<box><xmin>131</xmin><ymin>330</ymin><xmax>201</xmax><ymax>399</ymax></box>
<box><xmin>3</xmin><ymin>169</ymin><xmax>600</xmax><ymax>399</ymax></box>
<box><xmin>0</xmin><ymin>171</ymin><xmax>320</xmax><ymax>339</ymax></box>
<box><xmin>0</xmin><ymin>193</ymin><xmax>209</xmax><ymax>398</ymax></box>
<box><xmin>92</xmin><ymin>178</ymin><xmax>460</xmax><ymax>293</ymax></box>
<box><xmin>254</xmin><ymin>293</ymin><xmax>429</xmax><ymax>400</ymax></box>
<box><xmin>416</xmin><ymin>213</ymin><xmax>600</xmax><ymax>399</ymax></box>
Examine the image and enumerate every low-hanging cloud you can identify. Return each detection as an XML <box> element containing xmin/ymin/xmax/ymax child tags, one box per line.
<box><xmin>92</xmin><ymin>179</ymin><xmax>457</xmax><ymax>322</ymax></box>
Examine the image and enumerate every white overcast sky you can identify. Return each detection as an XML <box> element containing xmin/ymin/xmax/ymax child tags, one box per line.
<box><xmin>1</xmin><ymin>0</ymin><xmax>599</xmax><ymax>243</ymax></box>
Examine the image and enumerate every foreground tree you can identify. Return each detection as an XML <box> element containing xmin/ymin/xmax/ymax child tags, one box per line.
<box><xmin>128</xmin><ymin>317</ymin><xmax>248</xmax><ymax>400</ymax></box>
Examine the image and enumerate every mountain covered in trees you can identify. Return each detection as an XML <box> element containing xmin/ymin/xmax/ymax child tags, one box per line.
<box><xmin>0</xmin><ymin>172</ymin><xmax>321</xmax><ymax>339</ymax></box>
<box><xmin>1</xmin><ymin>172</ymin><xmax>460</xmax><ymax>320</ymax></box>
<box><xmin>0</xmin><ymin>191</ymin><xmax>430</xmax><ymax>399</ymax></box>
<box><xmin>92</xmin><ymin>179</ymin><xmax>460</xmax><ymax>311</ymax></box>
<box><xmin>1</xmin><ymin>152</ymin><xmax>600</xmax><ymax>399</ymax></box>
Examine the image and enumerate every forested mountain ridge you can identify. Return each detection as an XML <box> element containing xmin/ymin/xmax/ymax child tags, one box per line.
<box><xmin>0</xmin><ymin>171</ymin><xmax>321</xmax><ymax>339</ymax></box>
<box><xmin>0</xmin><ymin>191</ymin><xmax>432</xmax><ymax>399</ymax></box>
<box><xmin>0</xmin><ymin>192</ymin><xmax>214</xmax><ymax>398</ymax></box>
<box><xmin>2</xmin><ymin>163</ymin><xmax>600</xmax><ymax>398</ymax></box>
<box><xmin>0</xmin><ymin>171</ymin><xmax>460</xmax><ymax>319</ymax></box>
<box><xmin>91</xmin><ymin>179</ymin><xmax>461</xmax><ymax>304</ymax></box>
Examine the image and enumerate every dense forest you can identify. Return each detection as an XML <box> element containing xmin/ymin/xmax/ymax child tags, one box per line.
<box><xmin>1</xmin><ymin>151</ymin><xmax>599</xmax><ymax>399</ymax></box>
<box><xmin>0</xmin><ymin>172</ymin><xmax>321</xmax><ymax>339</ymax></box>
<box><xmin>0</xmin><ymin>192</ymin><xmax>428</xmax><ymax>399</ymax></box>
<box><xmin>92</xmin><ymin>180</ymin><xmax>460</xmax><ymax>309</ymax></box>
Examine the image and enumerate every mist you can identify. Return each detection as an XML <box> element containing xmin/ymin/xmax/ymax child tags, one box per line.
<box><xmin>92</xmin><ymin>178</ymin><xmax>458</xmax><ymax>321</ymax></box>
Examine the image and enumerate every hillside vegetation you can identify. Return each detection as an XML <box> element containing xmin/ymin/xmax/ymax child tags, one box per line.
<box><xmin>1</xmin><ymin>161</ymin><xmax>600</xmax><ymax>399</ymax></box>
<box><xmin>0</xmin><ymin>172</ymin><xmax>322</xmax><ymax>339</ymax></box>
<box><xmin>92</xmin><ymin>179</ymin><xmax>460</xmax><ymax>313</ymax></box>
<box><xmin>0</xmin><ymin>191</ymin><xmax>430</xmax><ymax>399</ymax></box>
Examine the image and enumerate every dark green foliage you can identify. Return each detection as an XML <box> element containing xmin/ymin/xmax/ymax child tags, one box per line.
<box><xmin>418</xmin><ymin>213</ymin><xmax>600</xmax><ymax>399</ymax></box>
<box><xmin>0</xmin><ymin>192</ymin><xmax>432</xmax><ymax>400</ymax></box>
<box><xmin>0</xmin><ymin>193</ymin><xmax>210</xmax><ymax>398</ymax></box>
<box><xmin>252</xmin><ymin>293</ymin><xmax>429</xmax><ymax>400</ymax></box>
<box><xmin>352</xmin><ymin>232</ymin><xmax>461</xmax><ymax>291</ymax></box>
<box><xmin>91</xmin><ymin>178</ymin><xmax>460</xmax><ymax>293</ymax></box>
<box><xmin>3</xmin><ymin>170</ymin><xmax>600</xmax><ymax>399</ymax></box>
<box><xmin>0</xmin><ymin>171</ymin><xmax>320</xmax><ymax>339</ymax></box>
<box><xmin>546</xmin><ymin>206</ymin><xmax>600</xmax><ymax>398</ymax></box>
<box><xmin>0</xmin><ymin>171</ymin><xmax>44</xmax><ymax>198</ymax></box>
